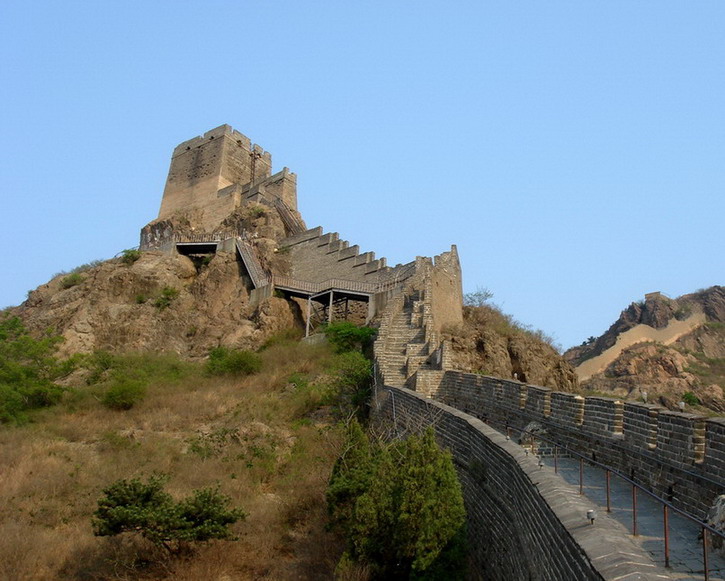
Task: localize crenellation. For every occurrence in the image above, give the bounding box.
[499,379,524,412]
[656,411,707,465]
[525,385,552,418]
[372,386,668,580]
[353,251,374,266]
[426,371,724,519]
[337,244,359,260]
[705,418,725,473]
[550,392,585,427]
[583,396,623,437]
[623,403,660,450]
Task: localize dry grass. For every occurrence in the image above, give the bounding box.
[0,342,347,580]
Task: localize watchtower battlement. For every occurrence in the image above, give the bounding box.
[157,124,296,231]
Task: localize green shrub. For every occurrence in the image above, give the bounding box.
[682,391,700,406]
[259,328,303,350]
[102,378,146,410]
[154,287,179,310]
[53,259,104,279]
[247,204,266,218]
[206,347,262,376]
[135,293,148,304]
[93,475,245,552]
[120,249,141,265]
[674,303,694,321]
[82,351,198,413]
[463,286,494,307]
[0,316,68,423]
[61,273,84,289]
[323,322,377,353]
[328,423,467,578]
[327,351,372,417]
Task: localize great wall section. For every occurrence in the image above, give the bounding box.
[143,125,724,580]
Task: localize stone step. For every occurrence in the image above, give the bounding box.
[405,343,429,358]
[279,226,324,248]
[337,245,360,261]
[353,251,374,266]
[317,232,339,246]
[326,239,349,253]
[364,258,386,273]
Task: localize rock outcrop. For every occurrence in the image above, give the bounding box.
[565,287,725,412]
[13,251,300,359]
[444,304,579,392]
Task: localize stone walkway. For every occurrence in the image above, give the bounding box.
[543,457,725,580]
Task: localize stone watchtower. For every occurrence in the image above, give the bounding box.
[154,124,297,233]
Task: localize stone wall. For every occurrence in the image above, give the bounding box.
[157,125,274,231]
[428,245,463,333]
[432,370,725,519]
[372,386,665,580]
[282,228,390,284]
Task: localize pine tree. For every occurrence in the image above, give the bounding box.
[328,425,467,578]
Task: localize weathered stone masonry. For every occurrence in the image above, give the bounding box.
[373,387,667,580]
[142,126,720,579]
[429,371,725,520]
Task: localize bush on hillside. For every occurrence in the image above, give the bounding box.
[102,378,146,410]
[120,249,141,265]
[154,287,179,310]
[0,316,68,423]
[93,475,245,552]
[323,322,377,354]
[328,422,467,578]
[61,273,84,289]
[328,351,373,418]
[206,347,262,376]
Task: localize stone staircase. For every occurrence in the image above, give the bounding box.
[279,227,391,283]
[273,197,306,235]
[235,238,270,288]
[377,290,431,387]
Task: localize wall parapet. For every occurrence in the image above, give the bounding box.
[431,370,725,519]
[372,385,667,580]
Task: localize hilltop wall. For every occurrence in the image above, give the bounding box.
[372,386,665,580]
[153,125,299,234]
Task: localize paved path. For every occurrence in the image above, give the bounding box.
[543,457,725,580]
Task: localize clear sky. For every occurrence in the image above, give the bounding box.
[1,2,723,350]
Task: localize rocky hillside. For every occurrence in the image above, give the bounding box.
[565,287,725,412]
[10,205,300,359]
[444,304,579,392]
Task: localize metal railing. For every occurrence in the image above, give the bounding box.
[274,197,305,235]
[234,238,270,288]
[172,227,244,243]
[487,418,725,579]
[273,274,406,297]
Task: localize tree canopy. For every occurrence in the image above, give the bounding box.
[328,421,467,579]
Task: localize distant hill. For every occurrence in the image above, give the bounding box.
[564,286,725,412]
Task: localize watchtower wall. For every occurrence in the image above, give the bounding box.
[157,125,288,231]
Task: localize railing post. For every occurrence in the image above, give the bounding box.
[579,457,584,495]
[663,505,670,568]
[554,446,558,474]
[702,527,709,581]
[605,470,611,513]
[632,485,638,536]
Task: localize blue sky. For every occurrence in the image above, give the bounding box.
[1,2,722,350]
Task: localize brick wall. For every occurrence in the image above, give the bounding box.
[157,125,273,231]
[372,386,665,580]
[431,371,725,519]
